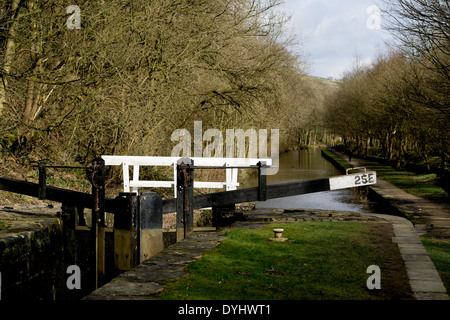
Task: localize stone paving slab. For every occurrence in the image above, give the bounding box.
[407,268,441,280]
[84,231,227,300]
[392,236,423,244]
[409,280,447,293]
[387,215,449,300]
[402,254,432,262]
[93,281,165,299]
[0,204,61,240]
[397,243,427,249]
[399,247,429,255]
[404,261,439,270]
[414,292,450,300]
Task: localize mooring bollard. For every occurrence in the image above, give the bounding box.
[273,228,284,239]
[269,228,288,242]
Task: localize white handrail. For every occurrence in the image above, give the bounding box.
[101,156,272,196]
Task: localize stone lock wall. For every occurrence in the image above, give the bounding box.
[0,205,115,300]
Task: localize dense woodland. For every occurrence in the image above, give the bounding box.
[0,0,330,167]
[324,0,449,173]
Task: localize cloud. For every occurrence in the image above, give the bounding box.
[281,0,392,78]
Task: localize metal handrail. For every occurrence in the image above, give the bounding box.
[346,166,367,175]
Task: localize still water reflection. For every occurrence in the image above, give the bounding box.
[246,148,374,213]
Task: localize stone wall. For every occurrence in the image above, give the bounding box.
[0,216,66,300]
[0,204,114,300]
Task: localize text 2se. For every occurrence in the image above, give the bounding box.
[354,173,375,185]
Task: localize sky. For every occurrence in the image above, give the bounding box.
[279,0,394,79]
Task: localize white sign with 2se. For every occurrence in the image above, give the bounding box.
[329,172,376,191]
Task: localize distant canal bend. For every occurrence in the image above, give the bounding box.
[246,148,375,213]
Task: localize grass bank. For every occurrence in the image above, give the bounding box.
[321,147,450,294]
[358,157,449,294]
[320,148,352,174]
[157,222,413,300]
[360,161,448,202]
[322,147,448,201]
[420,237,450,295]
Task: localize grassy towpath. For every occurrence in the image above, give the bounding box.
[324,148,450,237]
[323,148,450,295]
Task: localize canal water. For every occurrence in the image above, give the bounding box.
[246,148,375,213]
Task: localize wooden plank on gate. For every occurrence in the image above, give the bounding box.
[0,176,119,213]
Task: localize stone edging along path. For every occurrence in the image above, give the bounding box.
[371,213,449,300]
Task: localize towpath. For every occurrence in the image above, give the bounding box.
[328,148,450,238]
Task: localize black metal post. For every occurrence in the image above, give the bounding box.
[176,158,194,242]
[90,157,106,227]
[257,161,267,201]
[88,157,106,289]
[38,160,47,200]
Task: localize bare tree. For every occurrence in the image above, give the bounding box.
[0,0,22,115]
[382,0,449,164]
[382,0,449,75]
[0,0,311,166]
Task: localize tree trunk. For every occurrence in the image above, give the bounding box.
[386,133,393,160]
[23,1,43,123]
[365,136,370,157]
[0,0,22,115]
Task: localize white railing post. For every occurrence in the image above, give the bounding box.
[132,165,140,194]
[231,167,238,191]
[173,164,177,198]
[122,162,130,193]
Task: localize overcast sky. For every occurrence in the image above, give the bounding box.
[280,0,394,79]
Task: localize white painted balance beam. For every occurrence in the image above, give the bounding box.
[101,156,272,195]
